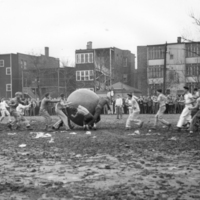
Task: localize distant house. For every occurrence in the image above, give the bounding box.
[96,81,141,98]
[137,37,200,96]
[0,47,76,99]
[75,42,137,92]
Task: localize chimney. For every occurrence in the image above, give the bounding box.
[86,41,92,49]
[177,37,181,44]
[45,47,49,57]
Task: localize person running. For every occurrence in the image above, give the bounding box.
[71,105,94,130]
[39,93,60,131]
[188,95,200,136]
[0,98,12,125]
[52,93,73,131]
[9,92,32,130]
[176,86,194,132]
[87,97,111,130]
[152,89,171,130]
[125,93,143,130]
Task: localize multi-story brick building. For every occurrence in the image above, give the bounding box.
[75,42,137,92]
[137,38,200,96]
[0,48,76,99]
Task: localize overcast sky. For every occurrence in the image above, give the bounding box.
[0,0,199,65]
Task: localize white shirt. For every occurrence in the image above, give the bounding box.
[157,94,167,107]
[0,101,9,110]
[184,93,193,105]
[130,97,140,112]
[16,104,30,115]
[77,105,89,116]
[115,98,123,106]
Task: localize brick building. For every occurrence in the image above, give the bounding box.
[137,38,200,96]
[75,42,137,92]
[0,48,76,99]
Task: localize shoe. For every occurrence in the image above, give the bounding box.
[83,125,86,130]
[93,124,97,130]
[7,123,12,130]
[175,127,181,132]
[26,126,33,130]
[139,122,144,128]
[167,124,171,130]
[125,127,131,130]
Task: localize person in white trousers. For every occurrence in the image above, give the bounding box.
[125,93,143,130]
[0,98,12,124]
[176,86,194,132]
[52,94,72,131]
[152,89,171,130]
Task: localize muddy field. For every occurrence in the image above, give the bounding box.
[0,114,200,200]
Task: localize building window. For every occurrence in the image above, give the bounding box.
[76,70,94,81]
[0,60,4,67]
[6,84,11,91]
[170,54,174,60]
[186,63,200,76]
[148,46,165,60]
[6,67,11,75]
[123,74,128,83]
[76,71,81,81]
[24,61,27,69]
[148,65,163,78]
[186,43,200,57]
[76,53,94,64]
[124,58,128,67]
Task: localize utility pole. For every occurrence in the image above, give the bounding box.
[163,42,167,94]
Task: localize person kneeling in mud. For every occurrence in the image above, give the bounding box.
[71,105,94,130]
[87,97,111,130]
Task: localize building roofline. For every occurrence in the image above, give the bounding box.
[146,41,200,47]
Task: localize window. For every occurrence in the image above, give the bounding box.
[6,67,11,75]
[6,84,11,91]
[89,53,93,63]
[186,43,200,57]
[81,54,85,63]
[123,74,128,83]
[148,65,163,78]
[76,70,94,81]
[76,54,81,64]
[76,53,94,64]
[170,54,174,60]
[76,71,80,81]
[148,46,165,60]
[124,58,128,67]
[0,60,4,67]
[24,61,27,69]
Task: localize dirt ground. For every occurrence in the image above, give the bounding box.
[0,114,200,200]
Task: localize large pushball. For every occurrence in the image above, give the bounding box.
[66,89,99,126]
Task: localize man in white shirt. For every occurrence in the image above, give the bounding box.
[115,95,123,119]
[0,98,12,123]
[152,89,171,130]
[176,86,194,132]
[125,93,143,130]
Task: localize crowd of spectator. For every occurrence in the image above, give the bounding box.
[103,94,185,115]
[1,94,186,117]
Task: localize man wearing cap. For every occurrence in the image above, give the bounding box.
[176,86,194,131]
[125,93,143,130]
[152,89,171,130]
